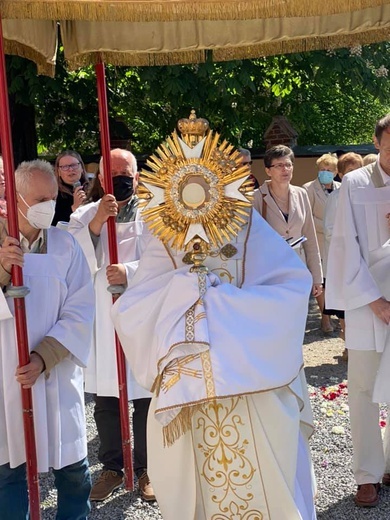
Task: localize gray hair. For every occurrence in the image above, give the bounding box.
[15,159,56,195]
[238,148,251,159]
[99,149,138,176]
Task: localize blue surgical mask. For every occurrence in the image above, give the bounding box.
[318,170,334,185]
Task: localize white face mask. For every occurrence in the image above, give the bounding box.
[18,193,56,229]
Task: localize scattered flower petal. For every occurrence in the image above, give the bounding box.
[331,426,345,435]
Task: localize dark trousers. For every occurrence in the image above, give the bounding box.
[0,458,91,520]
[93,396,150,479]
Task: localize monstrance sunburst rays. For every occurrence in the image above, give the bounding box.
[138,129,253,252]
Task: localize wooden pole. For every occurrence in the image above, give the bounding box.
[95,61,134,491]
[0,14,40,519]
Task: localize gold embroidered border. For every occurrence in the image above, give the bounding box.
[194,397,265,519]
[154,364,305,414]
[200,350,216,399]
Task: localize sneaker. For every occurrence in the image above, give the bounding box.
[138,471,156,501]
[90,470,123,501]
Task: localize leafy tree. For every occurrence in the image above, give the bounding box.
[5,42,390,163]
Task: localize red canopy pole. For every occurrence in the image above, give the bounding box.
[0,14,41,520]
[95,61,134,491]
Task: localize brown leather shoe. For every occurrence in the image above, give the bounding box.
[138,471,156,501]
[382,473,390,486]
[90,470,123,501]
[354,483,380,507]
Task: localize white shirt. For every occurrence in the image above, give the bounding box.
[378,155,390,186]
[19,229,44,253]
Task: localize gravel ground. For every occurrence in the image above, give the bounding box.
[37,299,390,519]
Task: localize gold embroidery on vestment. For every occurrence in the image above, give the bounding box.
[161,354,202,393]
[195,311,206,323]
[195,397,264,519]
[200,351,216,398]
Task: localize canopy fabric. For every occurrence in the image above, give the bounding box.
[3,19,57,75]
[1,0,388,22]
[1,1,389,74]
[61,5,390,69]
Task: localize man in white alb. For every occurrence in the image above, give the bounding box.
[326,113,390,508]
[0,159,94,519]
[69,149,154,502]
[112,116,317,520]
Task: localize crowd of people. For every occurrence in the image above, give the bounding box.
[0,113,389,519]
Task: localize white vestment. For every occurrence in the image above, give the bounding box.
[112,209,316,519]
[326,161,390,401]
[68,201,151,399]
[0,228,94,472]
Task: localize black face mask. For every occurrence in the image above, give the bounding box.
[113,175,134,201]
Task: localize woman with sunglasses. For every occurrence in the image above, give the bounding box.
[53,150,88,225]
[253,144,323,301]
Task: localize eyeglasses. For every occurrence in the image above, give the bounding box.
[269,162,293,170]
[59,162,81,172]
[243,161,253,166]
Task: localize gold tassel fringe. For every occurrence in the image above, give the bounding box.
[162,403,204,447]
[3,39,55,76]
[63,26,390,72]
[213,27,390,62]
[66,49,207,70]
[1,0,387,23]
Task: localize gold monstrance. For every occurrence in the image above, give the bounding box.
[138,110,253,260]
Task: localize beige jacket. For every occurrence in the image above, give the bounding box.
[253,181,323,284]
[303,177,340,258]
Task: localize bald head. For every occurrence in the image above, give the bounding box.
[99,149,137,177]
[98,149,138,196]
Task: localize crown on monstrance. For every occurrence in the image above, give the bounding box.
[177,110,209,147]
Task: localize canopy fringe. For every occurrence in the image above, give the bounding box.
[63,27,390,72]
[1,0,387,22]
[66,50,207,70]
[3,40,55,76]
[213,27,390,62]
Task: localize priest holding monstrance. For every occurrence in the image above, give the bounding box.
[112,112,317,520]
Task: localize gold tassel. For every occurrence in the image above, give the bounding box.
[1,1,387,23]
[151,373,163,397]
[162,403,204,447]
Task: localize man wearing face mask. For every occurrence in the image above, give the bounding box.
[68,148,154,502]
[0,160,95,518]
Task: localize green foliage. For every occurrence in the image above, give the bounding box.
[6,42,390,157]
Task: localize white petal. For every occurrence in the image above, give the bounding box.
[178,137,206,159]
[143,183,165,208]
[184,223,210,245]
[224,177,250,202]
